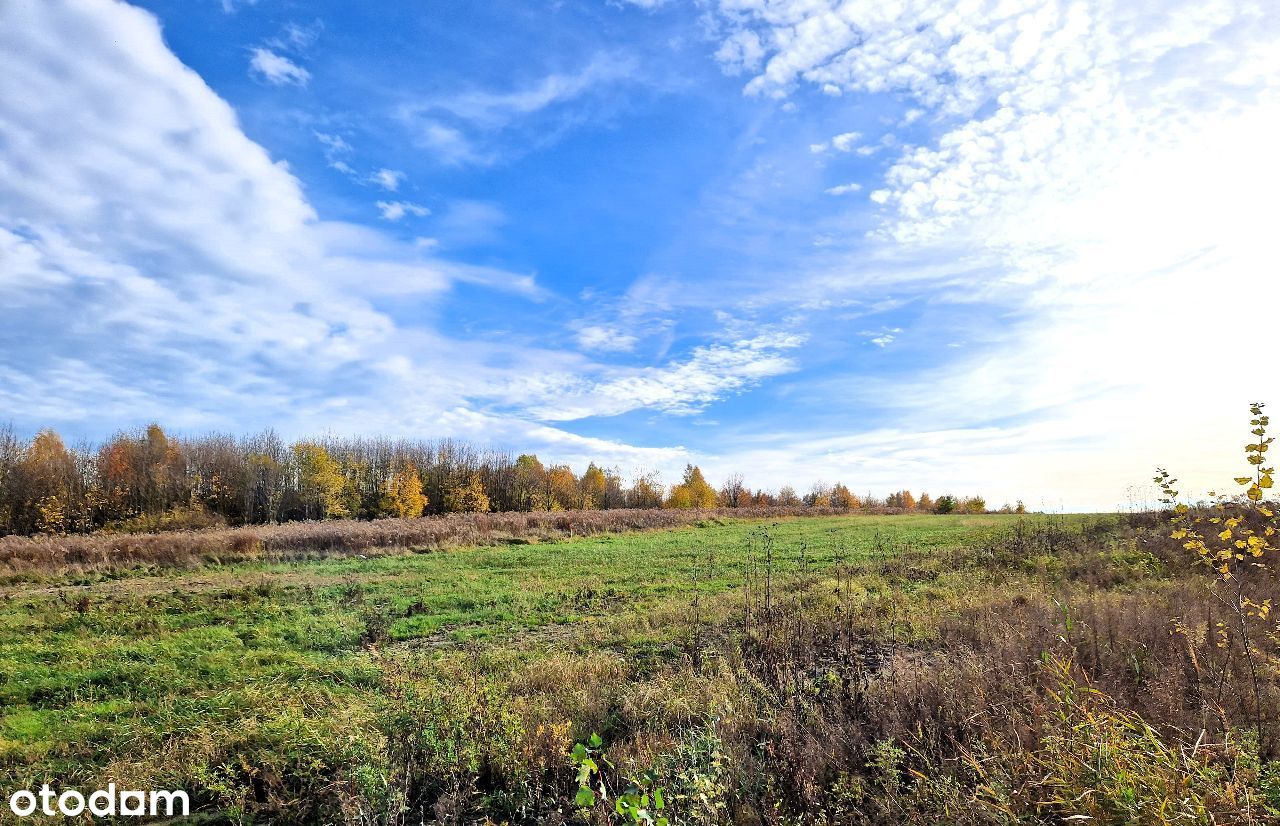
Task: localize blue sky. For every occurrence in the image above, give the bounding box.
[2,0,1278,510]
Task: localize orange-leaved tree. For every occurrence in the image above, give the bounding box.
[831,482,859,509]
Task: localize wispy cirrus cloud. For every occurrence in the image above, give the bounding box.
[517,332,807,421]
[397,53,641,166]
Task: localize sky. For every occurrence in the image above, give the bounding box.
[1,0,1278,511]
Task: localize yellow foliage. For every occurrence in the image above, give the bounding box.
[293,442,349,519]
[580,463,607,510]
[1156,401,1276,584]
[665,465,716,509]
[444,472,490,513]
[382,463,427,518]
[547,465,579,510]
[35,494,66,535]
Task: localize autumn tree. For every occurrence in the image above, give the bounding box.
[718,472,748,508]
[805,482,832,508]
[443,472,490,513]
[627,472,664,509]
[600,466,627,509]
[293,442,348,519]
[580,463,607,510]
[0,425,19,534]
[830,482,858,509]
[885,490,916,510]
[666,464,717,509]
[188,433,249,521]
[238,429,288,524]
[512,454,548,511]
[916,492,934,512]
[547,465,579,511]
[141,424,185,513]
[17,430,83,534]
[382,463,427,518]
[1,421,974,534]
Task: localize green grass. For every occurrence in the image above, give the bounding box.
[0,513,1050,792]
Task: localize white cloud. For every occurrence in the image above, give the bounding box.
[707,0,1280,507]
[829,130,860,152]
[823,182,861,195]
[268,21,322,53]
[859,327,901,347]
[405,53,637,129]
[415,120,483,166]
[521,332,806,421]
[376,200,430,221]
[315,131,350,155]
[432,199,508,246]
[576,325,640,353]
[397,53,641,166]
[0,0,789,481]
[716,30,766,75]
[248,47,310,87]
[369,168,405,191]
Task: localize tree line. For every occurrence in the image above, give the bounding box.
[0,424,1015,536]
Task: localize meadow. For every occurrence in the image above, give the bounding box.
[1,510,1278,824]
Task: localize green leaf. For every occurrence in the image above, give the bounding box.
[575,787,596,807]
[653,789,665,809]
[589,732,603,748]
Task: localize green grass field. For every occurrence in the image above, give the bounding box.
[10,509,1272,826]
[0,514,1017,790]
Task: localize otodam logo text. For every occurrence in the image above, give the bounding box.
[7,784,189,818]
